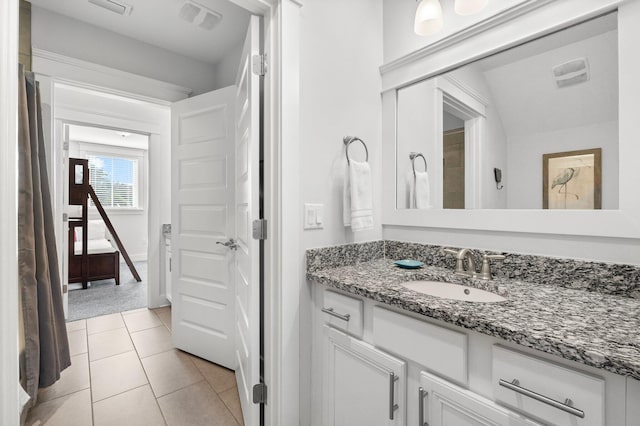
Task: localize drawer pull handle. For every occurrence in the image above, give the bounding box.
[418,387,428,426]
[499,379,585,419]
[321,307,351,322]
[389,372,399,420]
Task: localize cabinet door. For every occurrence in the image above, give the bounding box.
[419,372,539,426]
[324,326,406,426]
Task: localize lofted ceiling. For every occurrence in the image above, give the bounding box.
[28,0,251,65]
[479,15,618,139]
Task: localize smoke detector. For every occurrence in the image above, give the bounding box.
[552,58,590,88]
[179,1,223,31]
[88,0,133,16]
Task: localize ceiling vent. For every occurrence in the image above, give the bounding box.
[88,0,133,16]
[552,58,590,88]
[178,1,223,31]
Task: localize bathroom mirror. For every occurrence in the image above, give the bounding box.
[395,13,618,210]
[381,3,640,239]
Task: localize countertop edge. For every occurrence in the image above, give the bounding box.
[308,270,640,381]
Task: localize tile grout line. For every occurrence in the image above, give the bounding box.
[218,388,243,426]
[87,317,95,426]
[189,358,243,425]
[126,309,170,426]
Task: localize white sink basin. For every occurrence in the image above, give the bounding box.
[402,280,506,303]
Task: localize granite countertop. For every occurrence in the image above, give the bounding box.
[308,258,640,380]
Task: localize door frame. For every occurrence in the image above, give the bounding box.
[0,1,303,425]
[0,0,20,423]
[55,117,153,315]
[38,77,169,313]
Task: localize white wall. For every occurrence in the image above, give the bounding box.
[445,65,508,209]
[300,1,384,249]
[31,7,217,95]
[507,121,618,209]
[444,110,464,131]
[214,39,244,89]
[396,79,440,209]
[299,0,383,424]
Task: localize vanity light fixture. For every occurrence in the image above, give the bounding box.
[415,0,489,36]
[414,0,443,36]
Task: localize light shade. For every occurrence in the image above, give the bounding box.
[414,0,443,36]
[454,0,488,15]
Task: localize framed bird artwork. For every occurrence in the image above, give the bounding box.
[543,148,602,209]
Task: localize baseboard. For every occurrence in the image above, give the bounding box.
[121,254,147,263]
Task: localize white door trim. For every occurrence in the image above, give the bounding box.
[32,48,192,105]
[0,0,20,423]
[46,83,170,310]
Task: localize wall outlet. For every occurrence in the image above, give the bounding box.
[304,203,324,229]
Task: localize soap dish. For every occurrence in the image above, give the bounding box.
[394,259,424,269]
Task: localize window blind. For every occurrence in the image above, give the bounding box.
[88,155,137,208]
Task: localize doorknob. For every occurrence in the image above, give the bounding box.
[217,238,238,251]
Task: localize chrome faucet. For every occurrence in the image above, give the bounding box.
[443,248,505,280]
[443,248,477,277]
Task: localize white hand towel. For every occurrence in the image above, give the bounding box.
[344,160,374,231]
[414,170,431,209]
[407,170,431,209]
[343,164,352,226]
[405,170,415,208]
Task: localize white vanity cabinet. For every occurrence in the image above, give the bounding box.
[323,326,406,426]
[311,286,631,426]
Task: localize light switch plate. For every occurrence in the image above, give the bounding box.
[304,203,324,229]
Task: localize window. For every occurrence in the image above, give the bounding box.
[88,155,138,208]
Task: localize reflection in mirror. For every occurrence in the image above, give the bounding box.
[443,111,465,209]
[396,12,618,210]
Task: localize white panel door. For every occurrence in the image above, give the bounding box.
[234,15,261,426]
[171,85,236,369]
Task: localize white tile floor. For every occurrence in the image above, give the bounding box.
[26,307,244,426]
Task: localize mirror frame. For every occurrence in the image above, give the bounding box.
[381,0,640,238]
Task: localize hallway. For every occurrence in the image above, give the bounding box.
[26,307,244,426]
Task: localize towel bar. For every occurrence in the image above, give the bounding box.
[344,136,369,165]
[409,152,427,178]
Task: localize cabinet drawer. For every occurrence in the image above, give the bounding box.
[492,345,604,426]
[372,306,467,385]
[321,290,363,336]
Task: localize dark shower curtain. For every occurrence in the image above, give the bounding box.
[17,64,70,408]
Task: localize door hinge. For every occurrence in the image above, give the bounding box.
[63,141,69,151]
[252,219,267,240]
[253,383,267,404]
[252,54,267,76]
[63,213,68,222]
[63,284,68,294]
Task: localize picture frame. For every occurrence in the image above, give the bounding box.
[543,148,601,210]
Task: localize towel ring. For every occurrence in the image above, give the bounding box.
[409,152,427,177]
[344,136,369,165]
